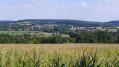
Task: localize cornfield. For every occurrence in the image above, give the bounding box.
[0,44,119,67]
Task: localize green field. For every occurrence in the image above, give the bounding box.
[0,44,118,67]
[0,31,47,35]
[0,31,69,37]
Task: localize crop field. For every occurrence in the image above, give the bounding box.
[108,29,117,32]
[96,27,117,32]
[0,31,49,35]
[0,31,69,37]
[0,43,118,67]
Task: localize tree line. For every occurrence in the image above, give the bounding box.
[69,31,116,43]
[0,31,118,44]
[0,34,74,44]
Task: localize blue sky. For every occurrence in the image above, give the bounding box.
[0,0,119,22]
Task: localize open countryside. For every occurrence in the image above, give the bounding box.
[1,0,119,67]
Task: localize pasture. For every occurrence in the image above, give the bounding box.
[0,43,118,67]
[0,31,49,35]
[96,27,117,32]
[0,31,69,37]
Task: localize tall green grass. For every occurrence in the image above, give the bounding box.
[0,48,118,67]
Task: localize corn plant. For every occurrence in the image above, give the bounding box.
[0,48,118,67]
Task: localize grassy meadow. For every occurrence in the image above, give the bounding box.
[96,27,117,32]
[0,43,118,67]
[0,31,49,35]
[0,31,69,37]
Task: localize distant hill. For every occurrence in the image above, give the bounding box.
[0,19,102,27]
[1,19,119,26]
[17,19,102,27]
[104,21,119,25]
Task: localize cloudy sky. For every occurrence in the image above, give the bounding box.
[0,0,119,22]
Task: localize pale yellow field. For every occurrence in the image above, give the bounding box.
[0,43,119,67]
[0,43,119,49]
[0,43,119,53]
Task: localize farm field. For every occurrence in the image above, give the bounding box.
[0,31,49,35]
[96,27,117,32]
[0,43,119,67]
[0,31,69,37]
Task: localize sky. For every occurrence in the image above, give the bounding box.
[0,0,119,22]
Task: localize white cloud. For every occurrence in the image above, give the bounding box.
[23,4,34,10]
[33,0,68,14]
[81,1,88,8]
[105,0,110,2]
[70,3,79,7]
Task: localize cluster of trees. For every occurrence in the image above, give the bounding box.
[69,31,116,43]
[0,31,118,44]
[39,25,70,34]
[0,25,8,31]
[0,34,74,44]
